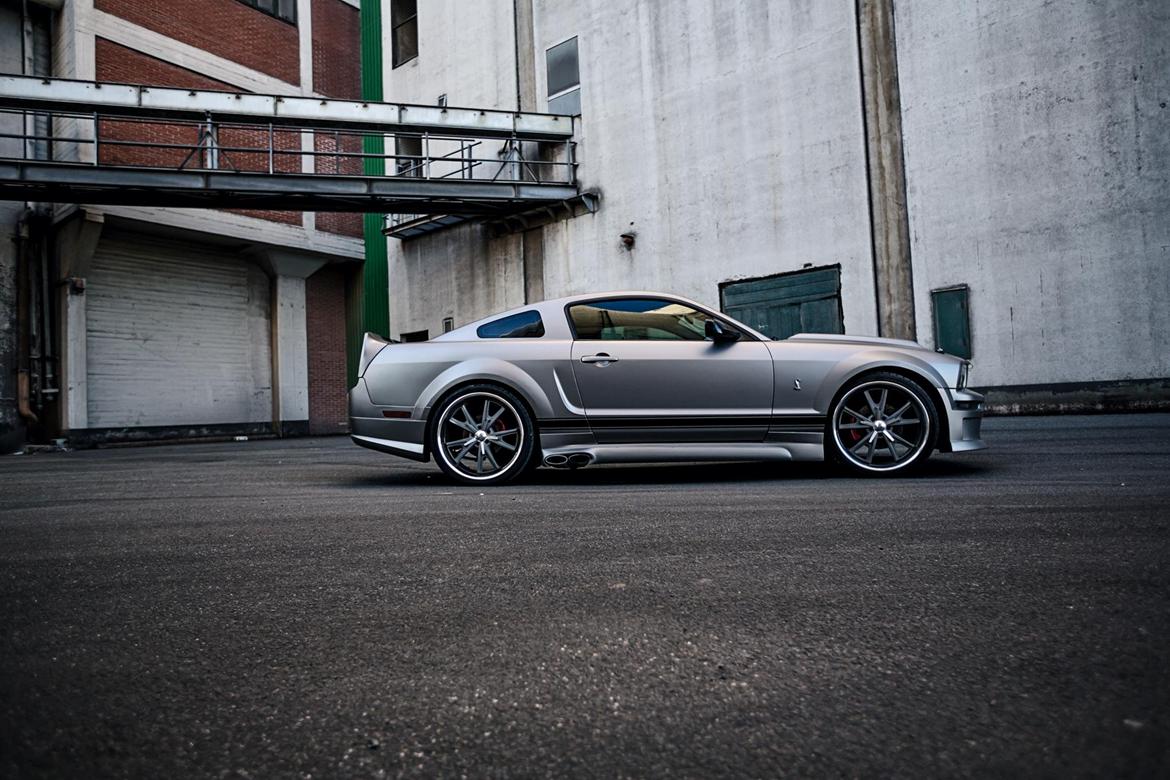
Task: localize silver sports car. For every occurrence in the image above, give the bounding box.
[350,292,985,484]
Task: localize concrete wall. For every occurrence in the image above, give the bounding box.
[532,0,875,327]
[383,0,527,336]
[383,0,877,339]
[895,0,1170,388]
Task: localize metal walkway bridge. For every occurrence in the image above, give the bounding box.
[0,75,580,235]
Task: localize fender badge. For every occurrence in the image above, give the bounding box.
[793,378,802,391]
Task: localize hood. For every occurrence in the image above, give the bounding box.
[785,333,929,351]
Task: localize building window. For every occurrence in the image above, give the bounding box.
[442,317,454,333]
[931,285,973,359]
[391,0,419,68]
[400,329,429,343]
[237,0,297,24]
[546,37,580,115]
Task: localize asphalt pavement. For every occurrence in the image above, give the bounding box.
[1,414,1167,778]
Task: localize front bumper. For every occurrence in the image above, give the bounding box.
[348,379,429,462]
[939,387,987,453]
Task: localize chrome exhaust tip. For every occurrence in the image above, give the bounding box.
[544,454,569,467]
[567,453,593,468]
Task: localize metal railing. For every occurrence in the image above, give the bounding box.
[0,107,577,187]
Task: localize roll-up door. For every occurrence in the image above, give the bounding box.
[86,233,273,428]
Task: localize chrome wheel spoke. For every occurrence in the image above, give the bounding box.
[864,390,882,418]
[491,437,517,451]
[891,416,919,426]
[843,407,872,423]
[885,401,912,424]
[850,433,874,455]
[883,433,901,461]
[838,422,870,430]
[447,435,475,448]
[889,430,915,449]
[484,445,500,471]
[475,444,485,474]
[453,438,477,461]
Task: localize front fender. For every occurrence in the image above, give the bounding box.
[814,350,949,412]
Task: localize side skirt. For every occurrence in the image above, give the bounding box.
[541,441,824,465]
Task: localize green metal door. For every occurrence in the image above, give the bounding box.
[720,266,845,339]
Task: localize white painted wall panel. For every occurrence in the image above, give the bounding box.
[895,0,1170,386]
[86,234,273,428]
[385,0,877,340]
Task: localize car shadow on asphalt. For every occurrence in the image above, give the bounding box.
[345,456,989,490]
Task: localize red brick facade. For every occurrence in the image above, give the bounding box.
[95,39,303,226]
[306,264,350,434]
[95,0,300,85]
[311,0,364,238]
[312,0,361,100]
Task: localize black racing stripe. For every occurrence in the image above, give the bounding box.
[538,415,825,430]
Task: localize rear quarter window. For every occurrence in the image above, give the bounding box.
[476,310,545,339]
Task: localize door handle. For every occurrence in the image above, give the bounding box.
[580,353,619,365]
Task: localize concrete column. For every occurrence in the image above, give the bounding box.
[54,208,103,432]
[273,274,309,433]
[856,0,915,339]
[255,249,324,436]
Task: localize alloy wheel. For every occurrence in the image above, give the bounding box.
[435,391,526,481]
[832,380,931,472]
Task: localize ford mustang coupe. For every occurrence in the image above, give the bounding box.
[349,292,985,484]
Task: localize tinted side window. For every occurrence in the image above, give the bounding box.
[569,299,712,341]
[477,310,545,339]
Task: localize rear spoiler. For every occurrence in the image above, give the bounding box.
[357,332,391,378]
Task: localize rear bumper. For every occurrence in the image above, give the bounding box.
[939,388,987,453]
[348,379,429,462]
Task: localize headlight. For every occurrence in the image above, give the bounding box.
[957,361,971,389]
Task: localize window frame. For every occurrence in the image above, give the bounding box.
[476,310,546,339]
[236,0,297,25]
[545,35,581,116]
[391,0,419,69]
[564,296,757,342]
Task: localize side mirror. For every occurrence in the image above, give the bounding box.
[705,319,741,343]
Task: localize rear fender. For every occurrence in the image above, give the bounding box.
[416,358,556,420]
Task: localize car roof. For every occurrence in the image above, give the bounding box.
[434,291,770,342]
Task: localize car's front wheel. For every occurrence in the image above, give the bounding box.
[827,372,937,475]
[430,384,536,485]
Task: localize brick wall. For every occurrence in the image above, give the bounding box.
[306,263,350,434]
[95,0,300,85]
[95,38,302,226]
[311,0,363,238]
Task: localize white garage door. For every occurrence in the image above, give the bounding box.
[86,233,273,428]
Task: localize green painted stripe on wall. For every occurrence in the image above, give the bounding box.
[349,0,390,387]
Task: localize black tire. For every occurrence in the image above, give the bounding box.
[826,371,938,476]
[429,383,537,486]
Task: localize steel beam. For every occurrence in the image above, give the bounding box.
[0,161,578,214]
[0,75,575,141]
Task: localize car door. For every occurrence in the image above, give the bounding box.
[567,297,774,443]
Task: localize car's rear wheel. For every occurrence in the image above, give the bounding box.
[430,384,535,485]
[827,372,937,475]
